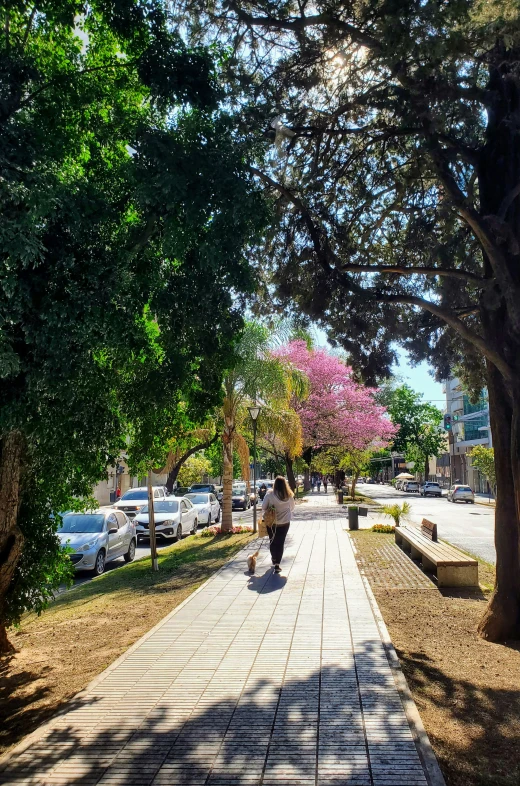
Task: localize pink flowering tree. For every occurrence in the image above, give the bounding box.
[274,341,396,492]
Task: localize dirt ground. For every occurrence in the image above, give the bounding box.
[0,531,253,757]
[351,530,520,786]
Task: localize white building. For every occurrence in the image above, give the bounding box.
[443,377,492,492]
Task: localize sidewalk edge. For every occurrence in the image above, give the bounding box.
[0,535,263,770]
[356,561,447,786]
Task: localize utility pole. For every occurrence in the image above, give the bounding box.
[147,469,159,571]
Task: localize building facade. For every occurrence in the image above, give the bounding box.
[444,377,492,492]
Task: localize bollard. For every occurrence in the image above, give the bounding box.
[348,506,359,530]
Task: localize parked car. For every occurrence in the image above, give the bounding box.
[135,497,198,541]
[403,481,419,493]
[58,509,136,575]
[113,486,168,518]
[447,485,475,503]
[190,483,218,495]
[185,492,221,525]
[232,483,251,510]
[420,482,443,498]
[173,486,190,497]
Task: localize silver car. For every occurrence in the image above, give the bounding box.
[447,485,475,503]
[135,497,198,542]
[58,510,136,575]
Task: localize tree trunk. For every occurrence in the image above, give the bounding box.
[285,453,296,491]
[0,431,25,654]
[478,363,520,640]
[424,457,429,482]
[303,467,310,491]
[350,471,359,500]
[165,434,218,493]
[221,418,234,532]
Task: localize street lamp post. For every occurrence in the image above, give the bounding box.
[248,405,261,533]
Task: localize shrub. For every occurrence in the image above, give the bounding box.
[372,524,395,534]
[381,502,411,527]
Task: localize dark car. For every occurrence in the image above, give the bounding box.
[189,483,218,495]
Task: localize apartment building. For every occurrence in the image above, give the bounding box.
[443,377,492,492]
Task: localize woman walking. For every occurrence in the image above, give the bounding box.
[262,476,295,573]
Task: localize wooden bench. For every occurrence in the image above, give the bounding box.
[395,519,478,587]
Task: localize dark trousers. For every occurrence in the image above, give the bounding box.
[267,523,290,565]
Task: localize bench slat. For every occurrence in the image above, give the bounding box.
[396,526,477,566]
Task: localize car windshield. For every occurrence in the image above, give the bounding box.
[232,487,246,495]
[191,485,211,491]
[60,514,105,533]
[120,490,148,501]
[186,494,209,504]
[140,500,179,514]
[457,486,472,492]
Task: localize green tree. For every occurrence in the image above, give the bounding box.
[0,1,266,650]
[220,321,306,531]
[469,446,496,493]
[177,454,213,489]
[385,386,445,479]
[340,449,374,499]
[185,0,520,638]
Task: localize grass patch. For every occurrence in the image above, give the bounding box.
[351,530,520,786]
[1,531,253,756]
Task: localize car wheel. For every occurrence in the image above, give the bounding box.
[124,539,136,563]
[191,517,198,535]
[93,549,106,576]
[215,507,221,523]
[175,523,183,541]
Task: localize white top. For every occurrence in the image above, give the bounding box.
[262,490,295,526]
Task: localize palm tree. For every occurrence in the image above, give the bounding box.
[220,322,306,531]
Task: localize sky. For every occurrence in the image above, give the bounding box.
[392,347,446,408]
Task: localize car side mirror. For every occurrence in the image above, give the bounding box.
[108,526,118,534]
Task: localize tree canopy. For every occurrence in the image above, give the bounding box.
[0,0,266,650]
[173,0,520,641]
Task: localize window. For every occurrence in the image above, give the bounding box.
[115,512,127,527]
[210,495,216,503]
[154,489,161,499]
[107,513,119,529]
[181,501,187,513]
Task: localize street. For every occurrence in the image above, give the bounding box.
[358,482,496,564]
[70,504,259,588]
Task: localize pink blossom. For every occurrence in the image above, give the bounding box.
[274,340,396,451]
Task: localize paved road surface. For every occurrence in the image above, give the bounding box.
[357,482,496,564]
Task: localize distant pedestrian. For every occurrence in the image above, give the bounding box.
[262,476,295,573]
[317,477,322,492]
[323,477,328,493]
[311,477,316,493]
[116,487,121,499]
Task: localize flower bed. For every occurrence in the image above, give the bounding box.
[371,524,395,534]
[198,524,253,537]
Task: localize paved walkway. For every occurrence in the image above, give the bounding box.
[2,513,436,786]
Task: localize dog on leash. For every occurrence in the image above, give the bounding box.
[247,549,260,573]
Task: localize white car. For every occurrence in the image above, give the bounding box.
[185,493,221,525]
[135,498,198,541]
[113,486,168,519]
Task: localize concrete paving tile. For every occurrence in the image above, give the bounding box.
[2,517,436,786]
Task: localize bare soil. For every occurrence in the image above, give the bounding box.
[0,531,253,757]
[351,530,520,786]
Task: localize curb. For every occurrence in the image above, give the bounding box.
[349,538,447,786]
[0,533,261,770]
